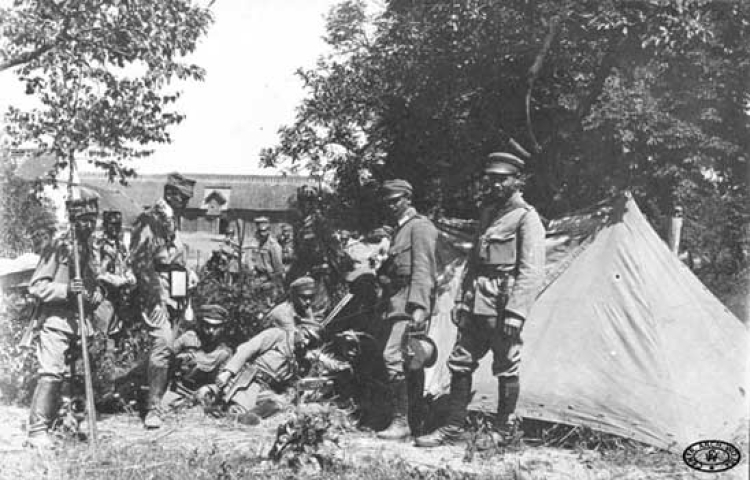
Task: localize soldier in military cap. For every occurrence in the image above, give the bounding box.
[264,276,318,331]
[25,193,102,449]
[161,304,233,409]
[416,152,545,448]
[278,224,295,270]
[376,179,438,441]
[92,211,135,337]
[251,216,284,302]
[129,172,197,429]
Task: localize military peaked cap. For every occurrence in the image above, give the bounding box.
[198,304,228,325]
[290,276,316,295]
[165,172,196,199]
[485,152,525,175]
[382,179,412,199]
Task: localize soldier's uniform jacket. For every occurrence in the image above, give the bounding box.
[252,236,284,278]
[382,207,438,318]
[223,327,299,387]
[129,211,189,323]
[172,330,232,378]
[28,235,99,335]
[279,238,294,266]
[460,191,546,319]
[265,300,312,332]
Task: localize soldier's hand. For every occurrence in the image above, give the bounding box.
[68,278,84,295]
[215,370,233,390]
[89,288,104,305]
[503,313,524,339]
[410,306,427,331]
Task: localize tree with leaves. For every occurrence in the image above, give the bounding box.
[1,0,213,182]
[263,0,749,314]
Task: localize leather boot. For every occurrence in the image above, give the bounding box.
[26,376,61,448]
[144,365,169,429]
[494,377,521,446]
[415,373,471,447]
[377,380,411,440]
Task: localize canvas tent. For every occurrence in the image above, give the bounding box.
[424,192,748,451]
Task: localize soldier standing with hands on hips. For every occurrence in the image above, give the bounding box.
[376,179,438,441]
[416,152,545,447]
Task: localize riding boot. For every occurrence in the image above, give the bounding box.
[495,376,521,446]
[414,373,471,447]
[26,376,61,448]
[377,380,411,440]
[144,365,169,429]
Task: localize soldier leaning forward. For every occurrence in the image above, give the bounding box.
[416,153,546,448]
[92,210,136,337]
[160,304,233,409]
[376,179,438,441]
[215,322,322,425]
[25,194,102,449]
[130,172,196,429]
[264,276,318,331]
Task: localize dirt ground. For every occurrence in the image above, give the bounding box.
[0,405,746,480]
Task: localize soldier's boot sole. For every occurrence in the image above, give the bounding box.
[414,427,465,448]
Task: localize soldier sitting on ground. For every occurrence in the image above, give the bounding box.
[161,304,233,410]
[214,321,322,425]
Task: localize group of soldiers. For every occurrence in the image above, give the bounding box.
[21,150,546,451]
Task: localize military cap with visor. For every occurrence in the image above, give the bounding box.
[198,304,229,326]
[165,172,197,199]
[484,152,525,176]
[382,179,413,200]
[290,276,316,296]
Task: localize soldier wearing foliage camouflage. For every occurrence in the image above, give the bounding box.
[129,172,196,429]
[416,153,546,448]
[25,194,101,449]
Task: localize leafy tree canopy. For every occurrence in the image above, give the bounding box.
[263,0,749,295]
[1,0,214,182]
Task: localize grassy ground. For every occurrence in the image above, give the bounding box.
[1,405,746,480]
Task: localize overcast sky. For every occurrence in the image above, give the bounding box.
[0,0,343,175]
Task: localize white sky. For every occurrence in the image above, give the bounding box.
[0,0,343,175]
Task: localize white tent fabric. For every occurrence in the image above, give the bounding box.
[425,193,748,450]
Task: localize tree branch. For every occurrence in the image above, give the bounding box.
[0,43,57,72]
[525,16,560,153]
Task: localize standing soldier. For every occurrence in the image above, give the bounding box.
[377,179,438,441]
[251,216,284,302]
[25,194,101,448]
[93,211,135,337]
[130,172,196,429]
[415,153,546,447]
[278,224,295,270]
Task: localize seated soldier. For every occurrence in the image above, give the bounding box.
[214,321,321,425]
[160,304,233,410]
[265,276,318,331]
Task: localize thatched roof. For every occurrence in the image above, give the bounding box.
[80,172,312,212]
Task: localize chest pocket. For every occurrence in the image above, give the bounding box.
[481,233,517,266]
[389,244,412,271]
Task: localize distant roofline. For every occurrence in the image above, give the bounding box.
[79,171,314,183]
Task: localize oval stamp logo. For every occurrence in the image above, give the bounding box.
[683,440,741,473]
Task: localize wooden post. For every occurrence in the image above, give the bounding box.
[667,205,683,254]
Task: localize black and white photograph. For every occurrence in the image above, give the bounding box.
[0,0,747,478]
